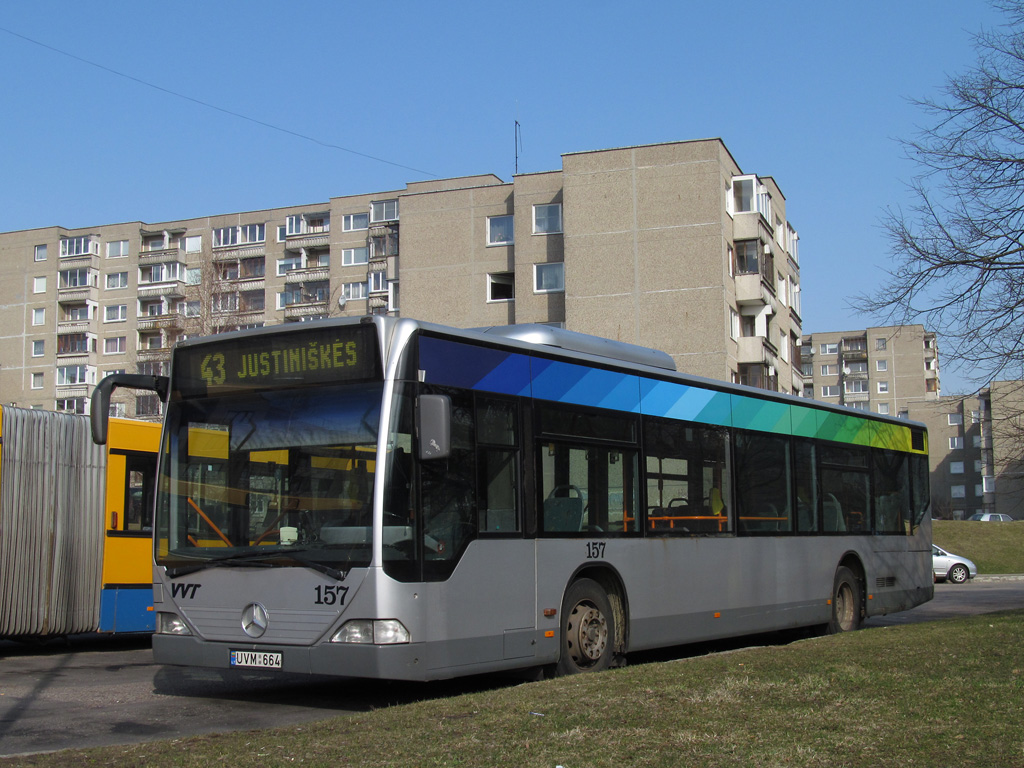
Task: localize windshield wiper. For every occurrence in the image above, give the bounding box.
[166,548,348,581]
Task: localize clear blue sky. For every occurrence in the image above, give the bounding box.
[0,1,1002,393]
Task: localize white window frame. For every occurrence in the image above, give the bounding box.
[342,213,369,231]
[185,235,202,254]
[820,342,838,355]
[821,385,840,398]
[104,336,127,355]
[34,244,47,261]
[949,461,965,474]
[876,359,888,372]
[32,308,45,326]
[370,200,399,223]
[369,271,387,294]
[845,379,869,394]
[877,403,890,415]
[342,282,368,301]
[342,247,369,266]
[104,304,128,323]
[532,204,563,234]
[106,272,128,290]
[948,413,963,426]
[32,340,44,357]
[106,240,129,258]
[33,276,46,293]
[820,364,837,376]
[487,272,515,303]
[487,215,514,246]
[950,485,966,499]
[533,262,565,293]
[31,372,44,390]
[949,436,964,450]
[277,255,301,275]
[877,381,889,394]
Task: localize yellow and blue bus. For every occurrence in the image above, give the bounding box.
[91,317,932,678]
[0,406,159,637]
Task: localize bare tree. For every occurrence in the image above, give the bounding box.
[862,2,1024,389]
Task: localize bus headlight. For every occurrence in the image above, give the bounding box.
[156,612,193,636]
[331,619,410,644]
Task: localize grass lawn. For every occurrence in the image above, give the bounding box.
[933,519,1024,574]
[5,610,1023,768]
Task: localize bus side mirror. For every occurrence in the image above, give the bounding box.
[91,373,170,444]
[417,394,451,460]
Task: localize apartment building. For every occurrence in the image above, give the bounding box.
[800,326,940,415]
[908,382,1024,520]
[0,138,804,417]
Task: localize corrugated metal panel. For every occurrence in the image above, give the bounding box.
[0,406,107,637]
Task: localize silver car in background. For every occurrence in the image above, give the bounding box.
[932,545,978,584]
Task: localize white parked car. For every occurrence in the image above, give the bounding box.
[967,512,1014,521]
[932,545,977,584]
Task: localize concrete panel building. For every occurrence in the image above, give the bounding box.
[800,326,940,415]
[0,138,803,418]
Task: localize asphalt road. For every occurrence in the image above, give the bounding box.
[1,578,1022,758]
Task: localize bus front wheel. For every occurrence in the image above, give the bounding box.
[556,578,616,675]
[827,566,863,634]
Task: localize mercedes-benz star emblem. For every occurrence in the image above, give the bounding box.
[241,602,269,638]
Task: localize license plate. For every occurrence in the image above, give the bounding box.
[230,650,282,669]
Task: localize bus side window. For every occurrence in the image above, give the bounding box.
[734,433,793,534]
[476,397,520,534]
[124,454,157,532]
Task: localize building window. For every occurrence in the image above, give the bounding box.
[820,342,838,355]
[369,271,387,294]
[820,364,837,376]
[105,304,127,323]
[342,247,369,266]
[948,413,963,426]
[821,385,840,397]
[65,304,89,321]
[342,282,368,300]
[241,223,265,244]
[845,380,869,394]
[57,333,90,354]
[34,244,47,261]
[488,272,514,302]
[106,272,128,289]
[136,395,162,417]
[877,403,890,415]
[341,213,367,231]
[949,436,964,450]
[32,340,44,357]
[106,240,129,258]
[876,360,888,372]
[31,372,44,389]
[950,485,966,499]
[983,476,996,493]
[185,235,202,253]
[950,461,965,474]
[847,361,868,374]
[56,365,89,386]
[59,268,94,289]
[104,336,126,354]
[734,240,761,275]
[32,308,45,325]
[370,200,399,223]
[487,215,514,245]
[534,262,565,293]
[60,236,97,258]
[876,338,887,350]
[730,308,740,340]
[877,381,889,393]
[33,276,46,293]
[533,204,562,234]
[277,255,301,275]
[55,397,87,414]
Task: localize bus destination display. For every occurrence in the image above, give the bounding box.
[174,324,380,398]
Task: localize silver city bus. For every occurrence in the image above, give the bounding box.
[91,316,932,680]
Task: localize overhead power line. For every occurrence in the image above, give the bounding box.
[0,25,437,178]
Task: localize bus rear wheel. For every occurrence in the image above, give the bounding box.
[557,578,615,675]
[828,566,863,634]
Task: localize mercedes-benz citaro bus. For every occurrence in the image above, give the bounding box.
[90,316,932,680]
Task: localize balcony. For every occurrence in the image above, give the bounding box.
[137,314,183,331]
[212,244,266,261]
[735,273,774,307]
[138,282,186,300]
[843,391,870,404]
[138,245,182,260]
[284,302,328,320]
[284,267,329,283]
[737,335,779,366]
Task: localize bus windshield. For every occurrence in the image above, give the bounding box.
[155,382,383,572]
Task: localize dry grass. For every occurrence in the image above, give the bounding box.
[933,519,1024,574]
[4,611,1023,768]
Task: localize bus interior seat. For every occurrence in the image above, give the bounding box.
[823,493,845,532]
[543,496,584,532]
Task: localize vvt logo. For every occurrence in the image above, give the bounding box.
[170,582,202,599]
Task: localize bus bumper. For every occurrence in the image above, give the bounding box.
[152,633,430,681]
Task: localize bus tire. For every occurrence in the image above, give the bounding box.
[556,578,616,676]
[827,566,862,634]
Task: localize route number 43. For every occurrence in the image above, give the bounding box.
[314,585,349,606]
